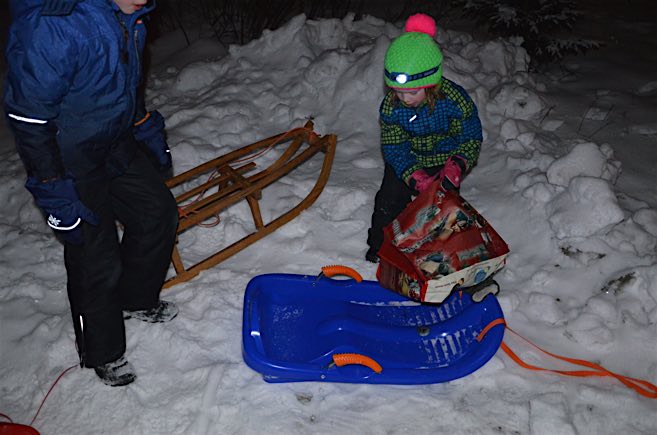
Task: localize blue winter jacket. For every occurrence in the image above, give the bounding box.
[4,0,155,181]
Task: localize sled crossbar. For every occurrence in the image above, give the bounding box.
[163,121,336,288]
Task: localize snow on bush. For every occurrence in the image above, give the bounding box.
[455,0,601,66]
[547,176,625,239]
[486,84,546,122]
[546,141,620,187]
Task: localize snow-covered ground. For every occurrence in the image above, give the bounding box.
[1,7,656,435]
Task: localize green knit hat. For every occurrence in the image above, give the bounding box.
[384,14,443,89]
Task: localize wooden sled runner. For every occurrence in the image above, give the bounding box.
[163,121,336,289]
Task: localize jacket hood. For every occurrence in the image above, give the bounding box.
[10,0,82,17]
[10,1,157,19]
[42,0,81,15]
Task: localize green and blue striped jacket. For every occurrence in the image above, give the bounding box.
[379,78,482,181]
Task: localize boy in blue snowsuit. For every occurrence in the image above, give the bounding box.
[4,0,178,386]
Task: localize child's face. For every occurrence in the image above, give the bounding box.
[394,88,427,107]
[113,0,148,14]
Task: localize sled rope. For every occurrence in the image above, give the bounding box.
[176,127,315,225]
[0,363,78,432]
[177,168,224,227]
[231,127,315,164]
[29,364,78,426]
[477,319,657,399]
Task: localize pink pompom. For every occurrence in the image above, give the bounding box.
[404,13,436,38]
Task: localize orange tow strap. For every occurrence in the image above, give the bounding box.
[477,318,657,399]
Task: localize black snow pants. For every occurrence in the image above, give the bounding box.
[64,152,178,368]
[367,163,443,257]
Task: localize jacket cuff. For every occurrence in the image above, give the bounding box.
[402,165,421,184]
[134,112,151,127]
[451,154,469,172]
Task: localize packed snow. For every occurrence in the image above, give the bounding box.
[1,10,656,435]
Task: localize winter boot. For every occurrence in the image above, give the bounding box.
[124,300,179,323]
[94,355,136,387]
[461,278,500,303]
[365,247,380,263]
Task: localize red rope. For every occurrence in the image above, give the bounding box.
[0,363,78,430]
[29,364,78,426]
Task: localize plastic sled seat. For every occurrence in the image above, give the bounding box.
[242,272,505,384]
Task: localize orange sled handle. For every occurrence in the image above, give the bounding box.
[477,318,657,399]
[320,265,363,283]
[332,353,383,374]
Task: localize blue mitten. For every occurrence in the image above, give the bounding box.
[25,177,99,245]
[133,111,172,170]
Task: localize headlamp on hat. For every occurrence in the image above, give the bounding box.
[385,66,441,86]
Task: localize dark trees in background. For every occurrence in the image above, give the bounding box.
[152,0,599,67]
[455,0,601,67]
[152,0,454,45]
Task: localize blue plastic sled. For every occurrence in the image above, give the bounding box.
[242,273,505,384]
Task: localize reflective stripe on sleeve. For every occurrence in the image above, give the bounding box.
[47,215,82,231]
[8,113,48,124]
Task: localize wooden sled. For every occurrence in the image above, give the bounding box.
[163,121,336,289]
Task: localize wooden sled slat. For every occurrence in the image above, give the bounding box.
[173,162,256,204]
[163,121,336,289]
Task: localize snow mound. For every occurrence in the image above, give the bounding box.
[486,84,546,122]
[546,141,620,186]
[547,177,625,239]
[633,208,657,237]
